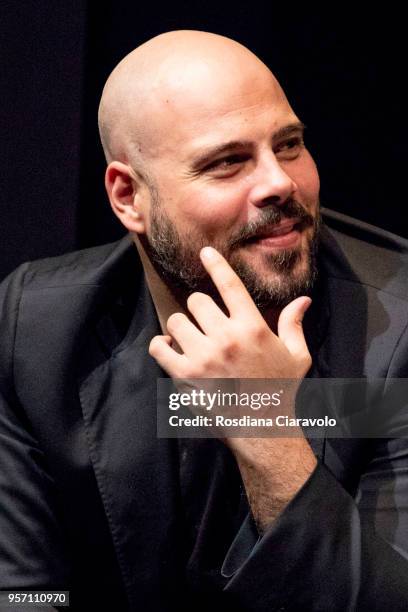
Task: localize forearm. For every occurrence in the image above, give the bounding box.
[230,434,317,532]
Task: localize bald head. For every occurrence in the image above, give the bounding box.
[101,30,320,311]
[98,30,286,177]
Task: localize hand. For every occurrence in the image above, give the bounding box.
[149,246,312,381]
[149,247,316,529]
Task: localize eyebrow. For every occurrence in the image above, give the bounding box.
[189,121,306,171]
[274,121,306,140]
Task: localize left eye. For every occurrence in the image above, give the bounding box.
[276,137,304,154]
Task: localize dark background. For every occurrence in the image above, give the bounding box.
[1,2,406,280]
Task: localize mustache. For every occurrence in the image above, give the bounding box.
[228,199,314,248]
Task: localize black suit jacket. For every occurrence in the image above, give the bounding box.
[1,208,408,611]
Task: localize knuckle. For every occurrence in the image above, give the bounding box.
[186,364,205,378]
[167,312,185,331]
[222,278,239,292]
[187,292,206,310]
[148,336,161,355]
[248,322,268,341]
[299,352,312,372]
[256,326,269,342]
[199,353,216,372]
[219,337,239,359]
[190,349,218,376]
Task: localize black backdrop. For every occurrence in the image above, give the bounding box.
[1,2,406,280]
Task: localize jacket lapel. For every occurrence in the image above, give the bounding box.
[78,277,187,610]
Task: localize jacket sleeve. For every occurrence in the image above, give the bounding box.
[222,324,408,611]
[0,265,70,593]
[222,457,408,611]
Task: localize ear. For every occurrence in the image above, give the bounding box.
[105,161,147,234]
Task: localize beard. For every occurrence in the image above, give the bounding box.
[141,190,321,310]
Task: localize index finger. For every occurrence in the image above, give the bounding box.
[199,246,262,318]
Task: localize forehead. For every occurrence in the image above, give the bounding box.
[140,62,298,159]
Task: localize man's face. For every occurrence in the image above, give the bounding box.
[138,68,321,308]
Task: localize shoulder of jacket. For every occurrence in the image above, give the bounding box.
[321,207,408,301]
[13,235,135,290]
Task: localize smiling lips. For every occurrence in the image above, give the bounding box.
[247,219,303,248]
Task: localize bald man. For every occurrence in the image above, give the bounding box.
[1,30,408,611]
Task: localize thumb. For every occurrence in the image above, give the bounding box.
[277,296,312,359]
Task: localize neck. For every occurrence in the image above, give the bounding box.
[133,237,187,335]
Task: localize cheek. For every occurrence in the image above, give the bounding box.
[295,157,320,209]
[175,183,250,233]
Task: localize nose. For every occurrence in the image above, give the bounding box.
[248,153,297,207]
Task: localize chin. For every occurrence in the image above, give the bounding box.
[230,248,316,309]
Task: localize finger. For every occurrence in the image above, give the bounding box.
[199,247,262,319]
[277,296,312,359]
[166,312,207,356]
[186,292,228,336]
[149,334,189,376]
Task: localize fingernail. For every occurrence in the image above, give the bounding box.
[200,246,216,260]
